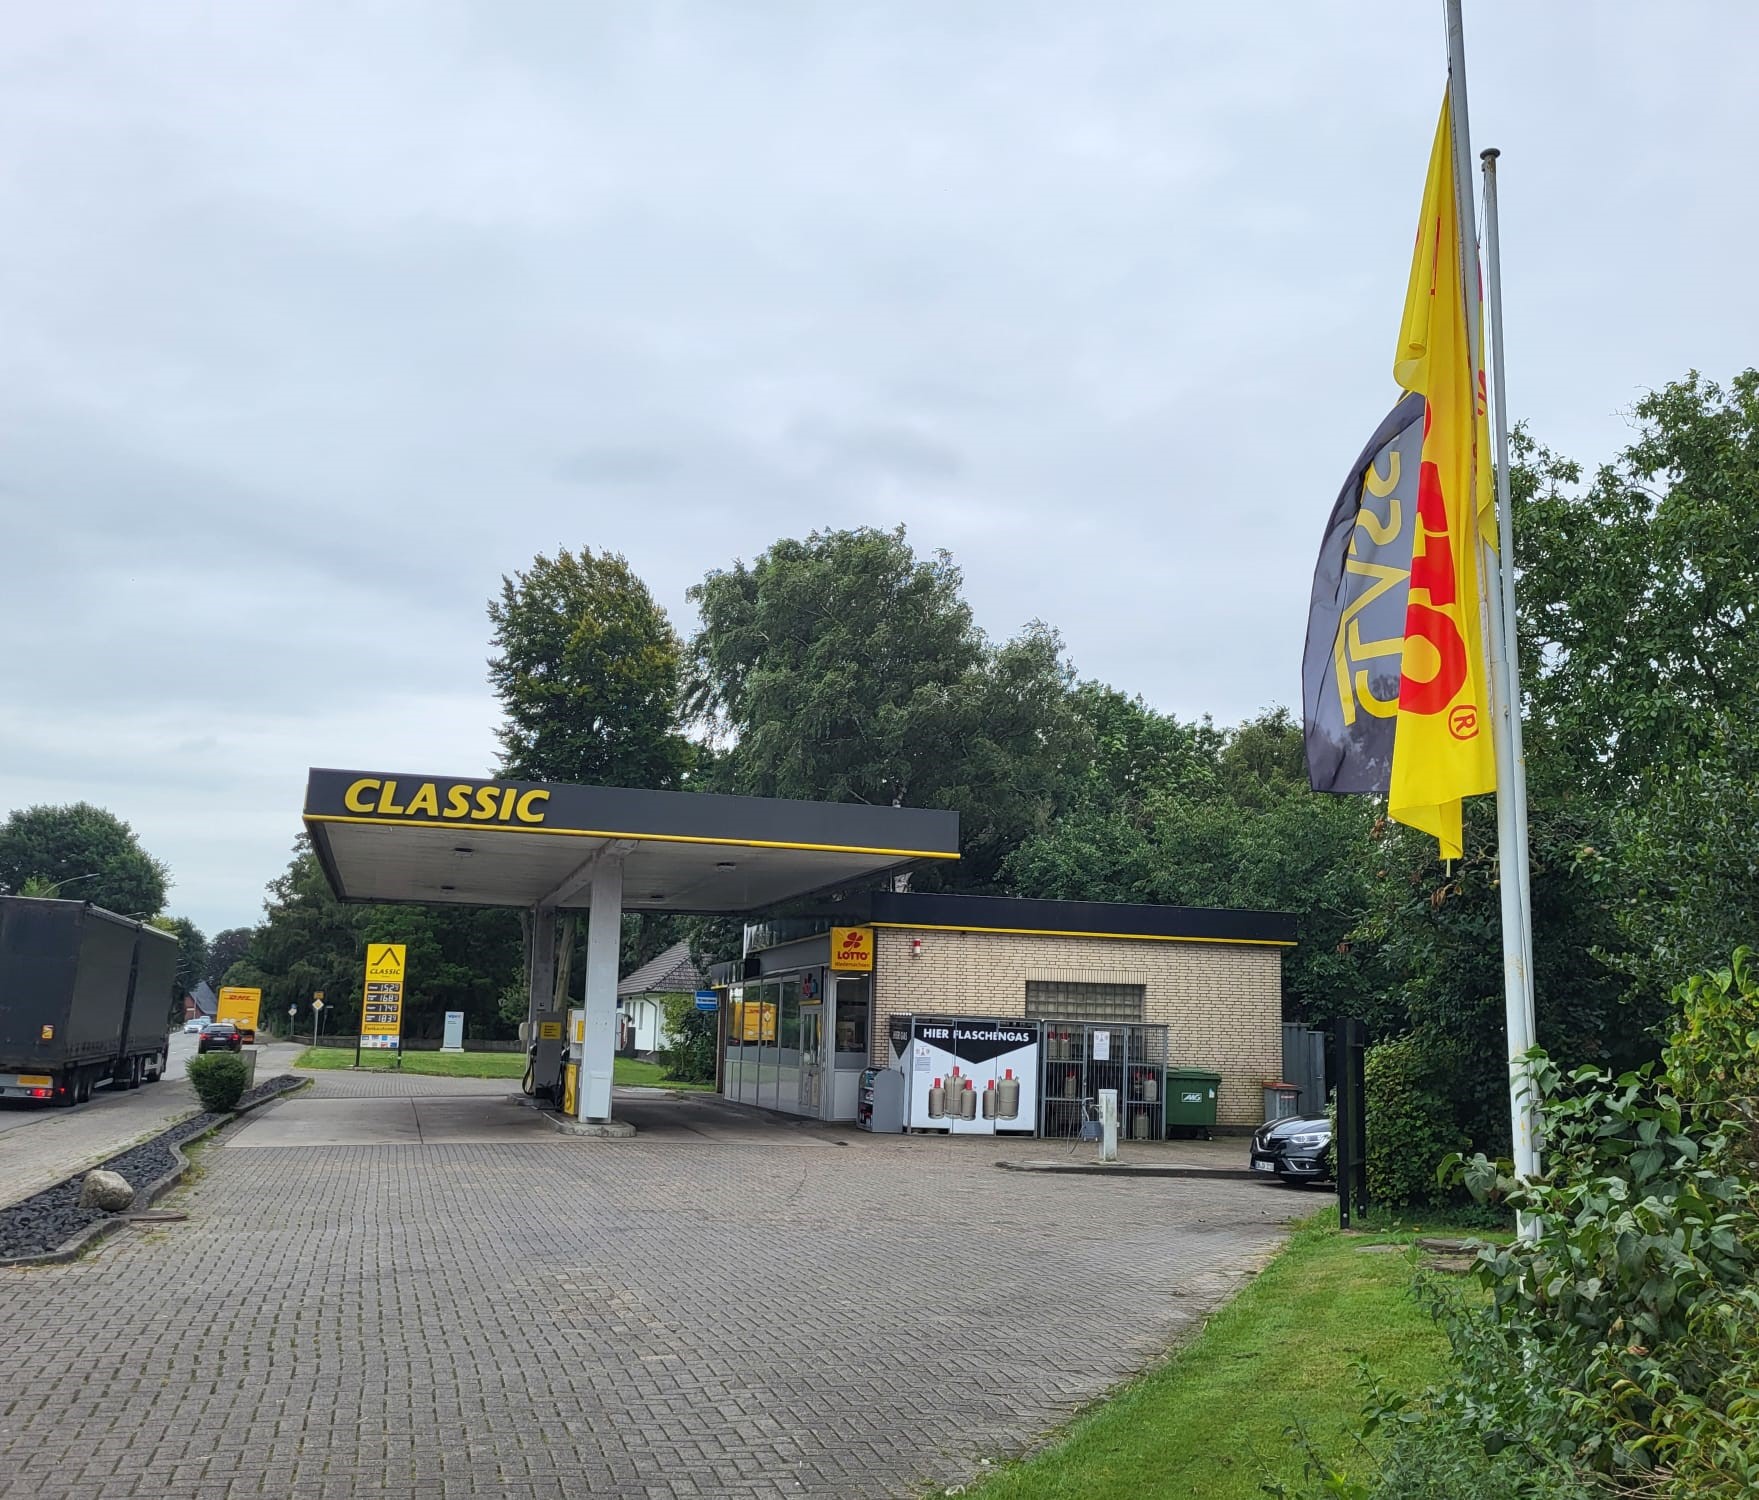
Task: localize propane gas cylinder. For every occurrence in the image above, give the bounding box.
[927,1078,945,1118]
[996,1068,1021,1120]
[961,1079,978,1119]
[981,1080,997,1119]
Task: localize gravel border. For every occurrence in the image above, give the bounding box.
[0,1075,308,1266]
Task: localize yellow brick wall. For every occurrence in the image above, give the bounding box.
[869,927,1285,1128]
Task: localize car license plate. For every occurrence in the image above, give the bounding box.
[17,1075,52,1087]
[1252,1160,1276,1172]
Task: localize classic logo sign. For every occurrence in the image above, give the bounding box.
[829,926,874,972]
[340,777,550,826]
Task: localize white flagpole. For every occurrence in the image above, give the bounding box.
[1479,146,1537,1019]
[1444,0,1540,1190]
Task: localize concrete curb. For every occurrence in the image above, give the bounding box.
[0,1075,311,1270]
[996,1159,1263,1181]
[547,1114,638,1138]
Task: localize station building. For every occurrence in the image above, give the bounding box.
[716,891,1294,1134]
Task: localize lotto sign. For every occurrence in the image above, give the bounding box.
[830,926,874,972]
[359,943,406,1049]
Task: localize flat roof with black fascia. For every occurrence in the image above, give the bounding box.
[302,768,959,915]
[858,891,1296,947]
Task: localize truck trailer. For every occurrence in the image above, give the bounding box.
[0,896,175,1106]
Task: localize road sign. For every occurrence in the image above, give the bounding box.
[694,990,719,1013]
[359,943,406,1050]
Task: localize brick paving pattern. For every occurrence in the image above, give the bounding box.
[0,1082,1299,1500]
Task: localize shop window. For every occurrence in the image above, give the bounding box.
[1024,980,1145,1024]
[833,976,869,1067]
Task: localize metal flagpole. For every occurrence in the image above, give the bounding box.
[1479,147,1537,1021]
[1444,0,1540,1187]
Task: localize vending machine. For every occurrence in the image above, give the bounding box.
[889,1014,1041,1135]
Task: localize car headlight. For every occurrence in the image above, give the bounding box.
[1288,1132,1327,1148]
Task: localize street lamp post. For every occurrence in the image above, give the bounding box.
[36,872,101,897]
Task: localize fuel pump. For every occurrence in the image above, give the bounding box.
[521,1011,567,1104]
[563,1008,586,1116]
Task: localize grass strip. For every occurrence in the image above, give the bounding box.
[291,1046,712,1089]
[962,1209,1480,1500]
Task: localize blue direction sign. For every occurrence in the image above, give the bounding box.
[694,990,719,1013]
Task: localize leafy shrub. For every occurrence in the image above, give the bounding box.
[1296,952,1759,1498]
[659,992,717,1084]
[187,1054,251,1113]
[1363,1036,1467,1206]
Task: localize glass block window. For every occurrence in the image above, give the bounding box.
[1024,980,1145,1024]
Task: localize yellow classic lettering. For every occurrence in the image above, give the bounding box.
[334,777,554,825]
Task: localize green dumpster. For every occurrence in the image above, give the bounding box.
[1165,1068,1222,1139]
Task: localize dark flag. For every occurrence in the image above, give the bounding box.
[1302,391,1425,794]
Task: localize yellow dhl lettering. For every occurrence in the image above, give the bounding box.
[338,779,551,825]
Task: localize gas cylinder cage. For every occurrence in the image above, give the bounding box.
[1038,1022,1170,1140]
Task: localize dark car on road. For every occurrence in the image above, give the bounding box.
[1250,1114,1332,1183]
[196,1022,243,1054]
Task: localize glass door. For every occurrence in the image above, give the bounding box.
[798,1003,823,1112]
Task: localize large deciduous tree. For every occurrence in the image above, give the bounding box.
[0,802,169,917]
[1513,368,1759,992]
[488,547,694,789]
[687,526,1088,889]
[205,926,256,989]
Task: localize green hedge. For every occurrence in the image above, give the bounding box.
[1364,1037,1467,1206]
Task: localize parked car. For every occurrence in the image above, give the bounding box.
[182,1018,208,1034]
[196,1022,243,1054]
[1250,1114,1332,1183]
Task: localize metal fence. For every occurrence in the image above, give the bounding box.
[1038,1021,1169,1140]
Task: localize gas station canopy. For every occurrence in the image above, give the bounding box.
[303,768,960,914]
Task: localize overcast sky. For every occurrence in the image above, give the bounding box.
[3,2,1754,936]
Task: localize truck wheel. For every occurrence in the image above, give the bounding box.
[126,1055,143,1089]
[74,1072,92,1105]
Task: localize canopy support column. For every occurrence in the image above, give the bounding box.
[579,856,624,1121]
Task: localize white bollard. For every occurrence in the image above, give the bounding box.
[1098,1088,1119,1163]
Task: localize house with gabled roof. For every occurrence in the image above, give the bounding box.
[617,940,706,1054]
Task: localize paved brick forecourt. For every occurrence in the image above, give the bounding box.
[0,1076,1299,1500]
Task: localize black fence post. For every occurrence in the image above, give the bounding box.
[1332,1018,1369,1227]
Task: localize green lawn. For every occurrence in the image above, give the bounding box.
[290,1046,711,1089]
[964,1210,1486,1500]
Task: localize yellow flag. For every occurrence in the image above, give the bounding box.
[1386,95,1496,859]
